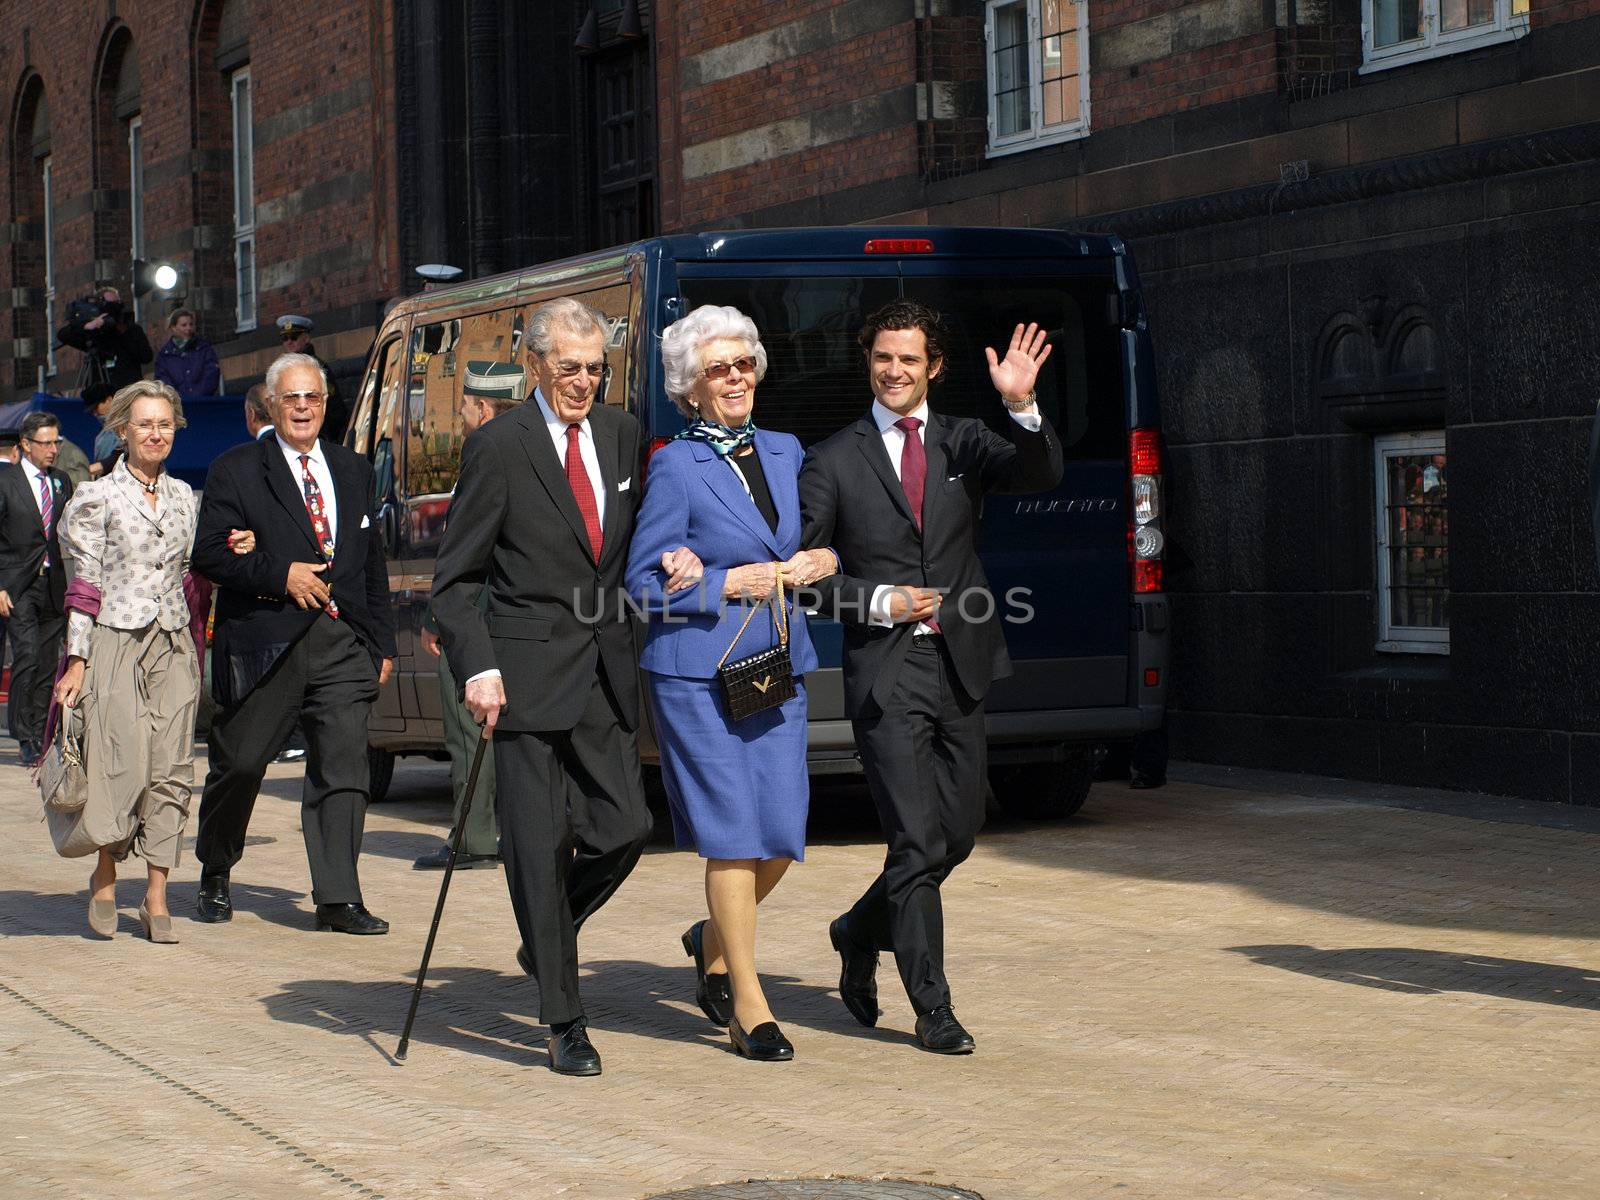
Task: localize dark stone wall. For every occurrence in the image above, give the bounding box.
[1133,156,1600,803]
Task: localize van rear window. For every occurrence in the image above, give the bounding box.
[679,274,1124,460]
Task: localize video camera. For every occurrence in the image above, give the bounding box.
[65,293,124,326]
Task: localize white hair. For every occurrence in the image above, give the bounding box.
[659,304,768,418]
[526,296,608,357]
[265,351,328,397]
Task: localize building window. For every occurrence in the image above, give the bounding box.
[128,115,145,321]
[230,67,256,331]
[985,0,1089,157]
[1363,0,1529,72]
[1374,432,1449,654]
[42,155,56,378]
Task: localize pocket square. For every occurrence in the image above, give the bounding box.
[360,515,371,529]
[617,477,632,492]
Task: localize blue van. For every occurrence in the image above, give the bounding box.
[347,227,1168,817]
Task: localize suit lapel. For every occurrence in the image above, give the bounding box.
[920,412,954,535]
[853,415,920,535]
[327,444,365,564]
[262,438,323,557]
[593,410,625,566]
[514,403,594,560]
[754,432,794,554]
[696,441,782,555]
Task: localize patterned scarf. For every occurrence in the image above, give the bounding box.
[672,415,756,458]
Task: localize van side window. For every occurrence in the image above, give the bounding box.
[564,282,635,408]
[403,308,527,553]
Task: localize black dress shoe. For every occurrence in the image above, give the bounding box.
[195,872,232,924]
[681,920,733,1027]
[729,1018,794,1062]
[829,916,880,1028]
[18,740,39,767]
[547,1019,602,1076]
[914,1004,976,1054]
[314,903,389,935]
[516,943,535,976]
[412,845,500,870]
[1129,773,1167,790]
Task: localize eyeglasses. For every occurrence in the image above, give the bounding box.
[549,359,607,380]
[277,391,327,407]
[702,357,758,381]
[128,421,177,436]
[23,436,59,447]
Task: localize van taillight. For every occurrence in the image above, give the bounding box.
[863,238,934,255]
[643,436,670,481]
[1130,428,1164,594]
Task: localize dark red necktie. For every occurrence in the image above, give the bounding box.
[895,416,926,528]
[565,424,603,563]
[894,417,940,632]
[299,454,339,618]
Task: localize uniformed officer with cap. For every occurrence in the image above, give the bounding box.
[277,315,350,443]
[412,359,529,871]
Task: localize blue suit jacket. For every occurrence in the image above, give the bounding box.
[626,430,819,680]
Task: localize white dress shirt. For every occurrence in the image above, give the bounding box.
[465,392,608,688]
[276,435,338,549]
[534,389,605,528]
[867,396,1040,628]
[20,458,53,520]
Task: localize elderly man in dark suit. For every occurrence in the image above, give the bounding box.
[0,411,74,766]
[191,352,397,934]
[800,300,1062,1055]
[432,296,697,1076]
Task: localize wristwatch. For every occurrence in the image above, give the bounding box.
[1002,391,1037,412]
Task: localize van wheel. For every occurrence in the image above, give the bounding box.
[368,748,397,804]
[989,754,1093,821]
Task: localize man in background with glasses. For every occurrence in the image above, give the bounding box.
[0,412,73,766]
[190,353,397,935]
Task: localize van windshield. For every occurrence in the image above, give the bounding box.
[679,273,1124,460]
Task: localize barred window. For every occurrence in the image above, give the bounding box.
[1375,432,1449,654]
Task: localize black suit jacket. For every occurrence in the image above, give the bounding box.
[193,435,396,703]
[800,407,1063,717]
[0,462,73,609]
[432,401,643,734]
[1590,407,1600,573]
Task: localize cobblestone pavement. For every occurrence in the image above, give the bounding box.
[4,751,1599,1200]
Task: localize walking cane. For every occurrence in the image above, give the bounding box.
[396,724,492,1061]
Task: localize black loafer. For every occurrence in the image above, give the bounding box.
[195,872,232,924]
[314,903,389,935]
[412,845,500,870]
[681,920,733,1027]
[914,1004,976,1055]
[730,1018,794,1061]
[829,916,880,1028]
[516,943,535,976]
[547,1020,602,1076]
[18,740,40,768]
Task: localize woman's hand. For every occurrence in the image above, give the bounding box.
[55,658,87,709]
[780,548,837,587]
[723,562,778,601]
[227,528,256,555]
[661,545,704,593]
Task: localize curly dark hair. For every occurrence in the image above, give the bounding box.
[857,300,950,386]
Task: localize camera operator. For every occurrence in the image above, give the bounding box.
[56,285,152,390]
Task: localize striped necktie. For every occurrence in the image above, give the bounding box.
[38,471,53,568]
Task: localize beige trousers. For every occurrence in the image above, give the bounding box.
[74,624,200,869]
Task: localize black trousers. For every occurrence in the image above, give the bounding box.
[196,618,379,906]
[7,572,64,745]
[845,637,987,1016]
[495,665,651,1026]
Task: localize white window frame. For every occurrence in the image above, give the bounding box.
[42,155,56,377]
[1374,431,1449,654]
[128,114,145,321]
[231,67,257,332]
[984,0,1091,158]
[1361,0,1529,74]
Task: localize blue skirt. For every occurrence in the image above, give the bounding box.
[646,671,809,862]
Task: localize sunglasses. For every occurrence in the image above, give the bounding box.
[702,356,757,381]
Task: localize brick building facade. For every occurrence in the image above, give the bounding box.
[654,2,1600,803]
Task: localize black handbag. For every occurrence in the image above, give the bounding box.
[716,569,797,721]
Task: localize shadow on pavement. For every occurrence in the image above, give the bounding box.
[1227,944,1600,1009]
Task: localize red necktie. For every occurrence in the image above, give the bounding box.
[894,417,940,632]
[298,454,339,618]
[565,424,603,564]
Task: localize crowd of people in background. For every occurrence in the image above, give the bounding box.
[17,292,1068,1076]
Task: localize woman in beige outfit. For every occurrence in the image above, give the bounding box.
[54,381,201,943]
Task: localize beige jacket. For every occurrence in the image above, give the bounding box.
[59,461,198,661]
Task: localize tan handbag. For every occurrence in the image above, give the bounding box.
[38,701,88,814]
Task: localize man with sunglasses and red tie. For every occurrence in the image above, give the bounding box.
[432,296,699,1076]
[190,353,397,935]
[799,300,1062,1056]
[0,412,73,766]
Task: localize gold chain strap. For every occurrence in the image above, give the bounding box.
[716,564,788,672]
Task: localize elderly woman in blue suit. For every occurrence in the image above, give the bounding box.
[627,304,837,1062]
